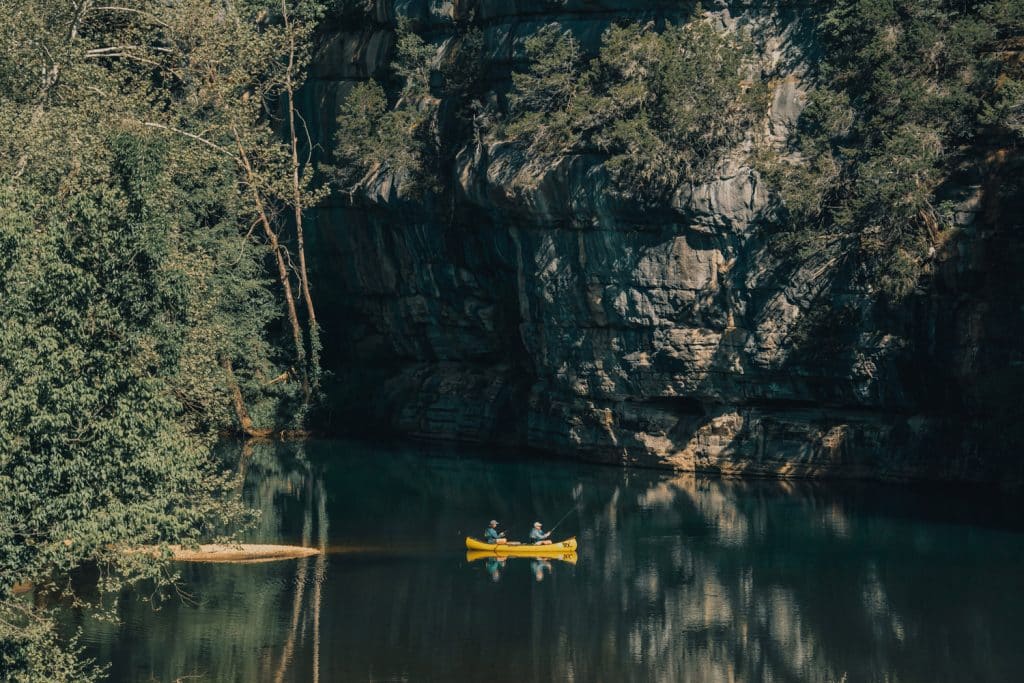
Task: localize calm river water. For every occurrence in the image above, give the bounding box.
[73,439,1024,682]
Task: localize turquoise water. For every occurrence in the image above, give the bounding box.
[74,439,1024,682]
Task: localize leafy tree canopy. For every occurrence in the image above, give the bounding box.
[762,0,1024,299]
[505,18,764,200]
[331,19,441,194]
[0,1,325,679]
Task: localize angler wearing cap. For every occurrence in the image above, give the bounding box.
[529,521,552,545]
[484,519,509,545]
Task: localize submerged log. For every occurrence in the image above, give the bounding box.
[139,544,320,563]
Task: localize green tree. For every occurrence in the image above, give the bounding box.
[0,0,327,678]
[763,0,1022,299]
[594,20,762,199]
[501,16,763,199]
[505,25,586,160]
[331,19,436,195]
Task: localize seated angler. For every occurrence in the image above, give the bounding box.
[529,521,552,545]
[485,519,508,545]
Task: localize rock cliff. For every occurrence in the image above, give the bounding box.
[304,0,1024,482]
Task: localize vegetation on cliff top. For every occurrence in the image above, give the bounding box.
[0,1,326,679]
[333,13,763,203]
[331,20,438,194]
[762,0,1024,299]
[332,1,1022,299]
[331,19,486,196]
[505,19,765,200]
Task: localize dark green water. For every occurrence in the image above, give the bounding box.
[73,439,1024,682]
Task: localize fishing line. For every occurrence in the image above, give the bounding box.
[547,501,581,534]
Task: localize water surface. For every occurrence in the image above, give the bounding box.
[76,439,1024,682]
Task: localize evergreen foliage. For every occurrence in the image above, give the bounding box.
[506,26,587,159]
[332,14,760,201]
[595,21,764,198]
[762,0,1024,299]
[331,19,436,193]
[504,17,764,199]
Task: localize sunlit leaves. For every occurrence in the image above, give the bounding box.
[0,1,323,678]
[763,0,1019,299]
[331,20,436,194]
[503,16,762,199]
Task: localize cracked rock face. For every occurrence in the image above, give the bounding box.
[307,0,1023,482]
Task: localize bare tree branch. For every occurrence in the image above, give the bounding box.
[85,45,173,56]
[140,121,233,156]
[90,5,172,28]
[14,0,93,179]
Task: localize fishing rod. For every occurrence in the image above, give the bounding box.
[546,500,581,535]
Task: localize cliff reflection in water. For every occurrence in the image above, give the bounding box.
[80,439,1024,683]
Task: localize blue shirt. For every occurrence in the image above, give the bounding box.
[529,528,546,542]
[485,527,501,542]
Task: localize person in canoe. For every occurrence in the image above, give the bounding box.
[484,519,521,546]
[484,520,507,544]
[529,521,552,545]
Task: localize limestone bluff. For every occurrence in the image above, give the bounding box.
[302,0,1023,483]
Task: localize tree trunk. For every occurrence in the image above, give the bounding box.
[232,129,310,401]
[222,357,274,438]
[282,3,318,336]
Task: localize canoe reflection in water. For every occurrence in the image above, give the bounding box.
[81,441,1024,683]
[465,550,578,582]
[486,556,505,582]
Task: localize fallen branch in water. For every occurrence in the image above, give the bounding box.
[134,544,320,563]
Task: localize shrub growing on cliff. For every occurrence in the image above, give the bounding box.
[502,16,764,199]
[597,21,764,198]
[506,25,587,159]
[331,15,763,201]
[333,80,430,188]
[763,0,1023,299]
[331,20,437,194]
[331,22,490,198]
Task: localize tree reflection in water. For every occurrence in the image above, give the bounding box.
[79,439,1024,683]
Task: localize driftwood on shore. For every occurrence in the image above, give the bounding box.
[137,544,320,563]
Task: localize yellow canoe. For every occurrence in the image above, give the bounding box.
[464,536,578,553]
[466,550,578,565]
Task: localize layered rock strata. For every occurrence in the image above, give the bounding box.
[305,0,1023,482]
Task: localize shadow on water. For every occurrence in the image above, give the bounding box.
[73,438,1024,683]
